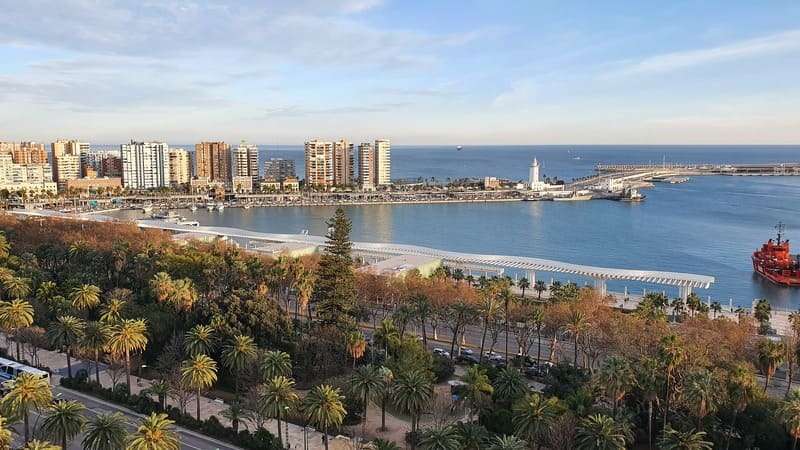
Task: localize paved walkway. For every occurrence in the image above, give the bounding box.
[0,334,361,450]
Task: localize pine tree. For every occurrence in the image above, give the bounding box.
[313,208,357,329]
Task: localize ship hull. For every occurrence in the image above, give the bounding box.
[752,257,800,286]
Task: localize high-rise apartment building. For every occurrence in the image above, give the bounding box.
[52,140,89,158]
[194,141,231,183]
[304,140,334,187]
[358,143,375,189]
[233,141,259,180]
[100,155,123,178]
[168,148,191,186]
[53,154,81,188]
[121,141,171,189]
[0,154,57,194]
[5,142,48,165]
[263,158,296,181]
[374,139,391,186]
[333,139,354,186]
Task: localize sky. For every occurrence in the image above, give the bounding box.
[1,0,799,145]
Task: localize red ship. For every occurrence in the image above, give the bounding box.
[752,222,800,287]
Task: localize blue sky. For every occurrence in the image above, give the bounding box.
[1,0,799,144]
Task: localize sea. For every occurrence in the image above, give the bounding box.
[107,145,800,308]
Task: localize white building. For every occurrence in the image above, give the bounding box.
[121,141,171,189]
[358,142,375,190]
[528,158,559,191]
[53,154,81,189]
[374,139,391,186]
[0,154,57,195]
[168,148,191,186]
[233,141,259,180]
[304,140,334,187]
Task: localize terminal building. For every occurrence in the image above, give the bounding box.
[358,254,442,278]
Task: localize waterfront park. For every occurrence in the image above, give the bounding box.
[0,209,798,450]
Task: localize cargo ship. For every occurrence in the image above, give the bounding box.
[752,223,800,286]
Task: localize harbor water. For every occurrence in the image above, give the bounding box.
[109,145,800,308]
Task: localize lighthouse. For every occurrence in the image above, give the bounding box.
[529,158,540,187]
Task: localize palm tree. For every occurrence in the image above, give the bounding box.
[657,426,712,450]
[374,318,400,356]
[635,357,662,449]
[106,318,148,392]
[303,384,346,450]
[81,321,109,384]
[512,392,559,449]
[150,272,174,303]
[412,294,432,347]
[530,306,545,364]
[260,350,292,381]
[126,413,180,450]
[46,315,85,379]
[724,362,758,450]
[487,435,527,450]
[518,278,530,297]
[3,276,30,301]
[393,370,434,434]
[221,334,257,397]
[757,338,785,391]
[779,389,800,450]
[371,438,402,450]
[478,294,501,363]
[295,267,315,321]
[70,284,101,311]
[418,425,461,450]
[168,278,197,313]
[346,331,367,368]
[534,280,546,300]
[595,356,634,416]
[575,414,631,450]
[462,365,494,420]
[682,369,719,430]
[181,353,218,420]
[35,281,58,303]
[22,440,60,450]
[0,415,12,450]
[659,334,685,429]
[221,401,252,435]
[183,324,216,357]
[0,372,53,444]
[350,365,384,437]
[493,367,529,405]
[83,412,128,450]
[99,299,126,325]
[144,380,169,411]
[0,298,34,359]
[261,375,299,447]
[453,422,489,450]
[376,366,394,431]
[40,400,86,450]
[566,309,588,367]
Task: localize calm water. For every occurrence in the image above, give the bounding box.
[112,145,800,308]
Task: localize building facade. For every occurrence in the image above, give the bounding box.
[263,158,296,181]
[333,140,354,186]
[304,140,334,187]
[121,141,171,189]
[168,148,191,186]
[0,154,57,195]
[194,141,231,183]
[53,154,82,189]
[358,142,375,189]
[3,142,49,165]
[374,139,391,186]
[233,141,259,180]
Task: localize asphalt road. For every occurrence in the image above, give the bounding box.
[12,386,241,450]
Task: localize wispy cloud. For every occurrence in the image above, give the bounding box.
[492,79,537,109]
[611,29,800,76]
[262,103,408,117]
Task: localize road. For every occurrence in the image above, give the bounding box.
[11,386,241,450]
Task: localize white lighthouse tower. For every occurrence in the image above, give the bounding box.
[529,158,540,187]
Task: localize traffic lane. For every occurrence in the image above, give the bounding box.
[10,387,241,450]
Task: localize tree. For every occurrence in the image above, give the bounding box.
[81,413,128,450]
[2,276,30,301]
[46,315,85,379]
[412,294,432,347]
[106,319,148,392]
[351,365,383,438]
[99,299,126,325]
[418,425,461,450]
[260,375,299,447]
[493,367,529,405]
[518,278,530,297]
[757,338,785,391]
[376,366,395,432]
[150,272,174,303]
[144,380,170,411]
[374,318,400,356]
[0,298,34,360]
[634,357,662,449]
[221,334,257,397]
[754,298,772,334]
[0,415,11,450]
[682,369,719,430]
[70,284,101,311]
[779,389,800,450]
[313,208,357,328]
[512,393,559,449]
[530,306,545,364]
[126,413,180,450]
[657,426,712,450]
[303,384,346,450]
[462,365,493,420]
[575,414,631,450]
[0,372,53,444]
[659,334,685,429]
[250,350,290,384]
[81,321,110,384]
[478,292,501,363]
[180,353,218,420]
[40,400,86,450]
[221,401,252,435]
[724,362,758,450]
[183,324,216,357]
[595,356,634,417]
[487,435,527,450]
[393,370,433,434]
[534,280,547,300]
[566,309,588,367]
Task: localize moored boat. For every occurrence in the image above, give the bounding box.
[752,222,800,286]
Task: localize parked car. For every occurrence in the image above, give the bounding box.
[433,348,451,358]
